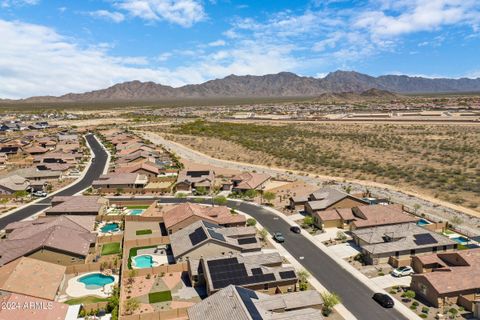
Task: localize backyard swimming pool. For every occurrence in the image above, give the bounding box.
[417,219,432,227]
[133,255,154,268]
[100,223,119,233]
[129,209,145,216]
[451,236,470,245]
[78,273,115,289]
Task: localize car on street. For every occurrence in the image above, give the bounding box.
[372,293,394,308]
[273,232,285,243]
[290,226,301,234]
[32,190,47,197]
[391,266,414,277]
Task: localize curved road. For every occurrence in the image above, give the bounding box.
[0,134,108,229]
[112,196,408,320]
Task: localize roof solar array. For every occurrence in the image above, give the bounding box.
[203,221,218,229]
[208,228,226,242]
[207,257,277,289]
[279,270,296,280]
[189,227,208,246]
[414,233,438,245]
[237,237,257,245]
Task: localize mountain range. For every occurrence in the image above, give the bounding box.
[7,70,480,102]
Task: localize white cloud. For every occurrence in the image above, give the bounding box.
[0,19,298,99]
[1,0,38,7]
[89,10,125,23]
[117,0,205,27]
[354,0,480,37]
[208,39,226,47]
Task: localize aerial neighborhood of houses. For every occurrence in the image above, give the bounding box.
[0,120,479,320]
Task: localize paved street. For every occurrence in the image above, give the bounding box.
[0,134,108,229]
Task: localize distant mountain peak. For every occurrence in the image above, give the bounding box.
[14,71,480,102]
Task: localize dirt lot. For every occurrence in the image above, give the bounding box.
[157,120,480,214]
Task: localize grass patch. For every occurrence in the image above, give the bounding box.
[136,229,153,236]
[65,296,110,305]
[126,205,150,209]
[148,291,172,304]
[101,242,121,255]
[128,245,157,269]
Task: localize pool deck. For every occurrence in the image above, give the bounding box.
[132,252,169,269]
[65,272,119,298]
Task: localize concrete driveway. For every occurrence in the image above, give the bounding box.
[370,274,412,289]
[327,241,361,259]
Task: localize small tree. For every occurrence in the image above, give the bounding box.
[413,203,421,214]
[124,298,140,315]
[403,290,416,302]
[344,185,352,194]
[175,192,187,198]
[262,191,276,204]
[321,292,341,316]
[297,270,310,291]
[195,186,208,196]
[448,308,458,319]
[244,189,258,200]
[115,188,123,196]
[213,196,228,206]
[258,228,268,241]
[303,216,314,228]
[14,190,28,201]
[127,269,138,285]
[0,198,8,208]
[336,231,347,241]
[246,218,257,227]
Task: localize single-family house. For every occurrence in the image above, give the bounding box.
[0,175,30,195]
[230,172,271,192]
[92,173,148,190]
[188,285,324,320]
[175,169,215,192]
[299,187,369,215]
[45,196,108,215]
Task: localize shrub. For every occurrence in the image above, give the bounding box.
[246,218,257,227]
[419,314,428,318]
[422,306,429,314]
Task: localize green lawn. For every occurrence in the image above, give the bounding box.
[65,296,110,305]
[126,205,150,209]
[101,242,121,255]
[136,229,152,236]
[148,291,172,304]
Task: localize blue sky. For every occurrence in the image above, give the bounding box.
[1,0,480,98]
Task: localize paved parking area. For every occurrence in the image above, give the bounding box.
[370,274,412,289]
[326,241,361,259]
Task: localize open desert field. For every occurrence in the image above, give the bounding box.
[152,120,480,211]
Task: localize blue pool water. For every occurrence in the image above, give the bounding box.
[100,223,119,233]
[78,273,114,289]
[133,255,154,268]
[417,219,431,227]
[129,209,144,215]
[451,236,470,245]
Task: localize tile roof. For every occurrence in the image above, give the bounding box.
[163,202,245,229]
[0,175,29,192]
[92,173,147,186]
[46,196,106,214]
[351,204,417,228]
[414,249,480,294]
[170,220,260,259]
[0,292,69,320]
[176,170,215,185]
[0,257,66,300]
[114,161,160,175]
[352,223,456,255]
[232,173,271,190]
[0,216,96,266]
[188,285,324,320]
[306,187,367,211]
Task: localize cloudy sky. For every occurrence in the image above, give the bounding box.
[1,0,480,98]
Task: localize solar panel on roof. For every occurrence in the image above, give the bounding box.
[279,271,296,279]
[203,221,218,229]
[251,268,263,275]
[238,237,257,245]
[414,233,438,245]
[188,227,207,246]
[208,229,226,242]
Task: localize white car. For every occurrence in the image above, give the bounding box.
[391,266,414,277]
[32,190,48,197]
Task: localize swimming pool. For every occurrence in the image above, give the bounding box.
[451,236,470,245]
[78,273,115,289]
[100,223,119,233]
[133,255,154,268]
[129,209,145,216]
[417,219,432,227]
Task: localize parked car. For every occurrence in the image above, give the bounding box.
[372,293,394,308]
[391,266,414,277]
[273,232,285,243]
[290,226,301,234]
[32,190,47,197]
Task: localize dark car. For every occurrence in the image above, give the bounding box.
[372,293,394,308]
[273,232,285,243]
[290,226,301,234]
